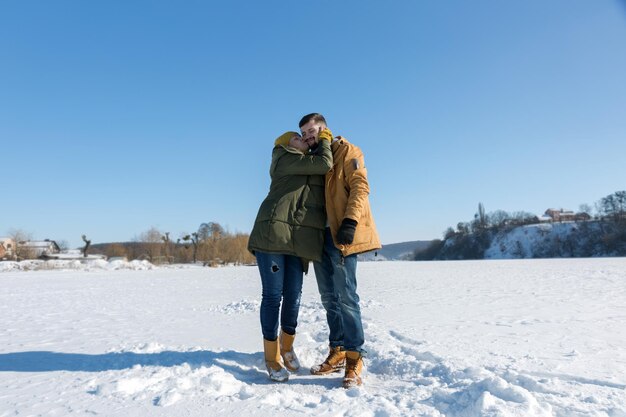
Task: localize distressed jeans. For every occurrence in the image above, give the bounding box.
[313,228,365,353]
[255,251,304,341]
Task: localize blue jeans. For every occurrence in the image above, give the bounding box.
[256,251,304,341]
[313,228,365,353]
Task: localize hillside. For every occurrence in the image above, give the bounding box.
[420,220,626,260]
[485,222,585,259]
[359,240,432,261]
[487,220,626,258]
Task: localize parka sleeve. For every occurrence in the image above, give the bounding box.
[271,140,333,178]
[343,146,370,222]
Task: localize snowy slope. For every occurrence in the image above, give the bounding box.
[486,223,568,259]
[484,222,593,259]
[1,259,625,416]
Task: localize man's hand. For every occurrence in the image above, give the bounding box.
[318,128,334,142]
[336,218,358,245]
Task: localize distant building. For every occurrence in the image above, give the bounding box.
[0,238,16,260]
[544,209,590,222]
[18,240,61,259]
[544,208,576,222]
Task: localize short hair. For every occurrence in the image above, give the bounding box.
[299,113,327,128]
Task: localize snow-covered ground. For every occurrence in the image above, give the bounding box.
[1,258,625,417]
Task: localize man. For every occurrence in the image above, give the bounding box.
[299,113,381,388]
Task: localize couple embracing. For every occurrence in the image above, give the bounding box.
[248,113,381,388]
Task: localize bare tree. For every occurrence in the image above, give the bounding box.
[81,235,91,258]
[161,232,174,264]
[8,228,33,260]
[600,191,626,222]
[196,222,227,264]
[579,204,593,217]
[198,222,225,241]
[137,227,163,263]
[182,232,200,264]
[488,210,511,229]
[175,233,193,263]
[510,211,538,226]
[476,202,488,230]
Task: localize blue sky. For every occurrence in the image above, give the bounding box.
[2,1,626,248]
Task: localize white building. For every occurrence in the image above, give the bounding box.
[18,240,61,259]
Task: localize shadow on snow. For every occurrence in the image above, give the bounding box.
[0,350,342,388]
[0,350,256,373]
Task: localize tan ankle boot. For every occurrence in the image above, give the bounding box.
[310,345,346,375]
[279,331,300,372]
[263,338,289,382]
[343,351,363,388]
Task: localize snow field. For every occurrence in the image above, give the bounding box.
[1,259,625,416]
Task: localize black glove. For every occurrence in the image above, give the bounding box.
[336,218,358,245]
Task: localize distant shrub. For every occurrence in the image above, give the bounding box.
[413,240,444,261]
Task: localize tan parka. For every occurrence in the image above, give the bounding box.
[326,137,381,256]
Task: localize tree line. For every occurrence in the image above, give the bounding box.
[92,222,255,265]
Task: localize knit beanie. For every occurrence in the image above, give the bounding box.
[274,131,299,147]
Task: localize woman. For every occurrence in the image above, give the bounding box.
[248,129,333,382]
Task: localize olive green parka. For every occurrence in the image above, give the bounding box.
[248,140,333,263]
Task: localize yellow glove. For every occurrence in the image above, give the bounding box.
[318,128,334,142]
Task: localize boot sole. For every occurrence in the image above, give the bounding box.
[342,377,362,388]
[310,366,344,375]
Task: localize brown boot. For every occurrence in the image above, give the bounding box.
[310,345,346,375]
[263,338,289,382]
[342,351,363,388]
[279,330,300,372]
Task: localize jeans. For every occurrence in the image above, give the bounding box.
[313,228,365,352]
[256,251,304,341]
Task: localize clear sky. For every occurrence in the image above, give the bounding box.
[2,1,626,248]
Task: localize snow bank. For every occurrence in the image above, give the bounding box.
[0,259,154,272]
